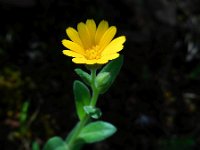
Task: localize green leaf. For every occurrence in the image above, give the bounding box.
[75,68,91,85]
[189,65,200,79]
[43,136,69,150]
[98,55,123,94]
[32,141,40,150]
[73,80,91,120]
[78,121,117,143]
[19,101,30,124]
[159,137,195,150]
[83,106,102,119]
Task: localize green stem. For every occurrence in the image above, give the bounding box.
[90,69,99,106]
[67,115,89,149]
[67,68,99,150]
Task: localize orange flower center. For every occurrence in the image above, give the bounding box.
[85,45,101,60]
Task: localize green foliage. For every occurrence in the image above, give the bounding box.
[78,121,117,143]
[159,137,195,150]
[65,123,85,150]
[98,56,123,94]
[75,68,91,85]
[40,55,123,150]
[189,64,200,79]
[65,123,80,142]
[69,139,84,150]
[43,137,69,150]
[19,101,30,125]
[32,141,40,150]
[73,81,91,120]
[95,72,110,92]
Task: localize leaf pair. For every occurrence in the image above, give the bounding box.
[43,121,117,150]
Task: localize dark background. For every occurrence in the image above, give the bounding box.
[0,0,200,149]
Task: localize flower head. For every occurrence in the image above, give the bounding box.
[62,19,126,65]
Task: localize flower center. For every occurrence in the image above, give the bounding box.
[85,45,101,60]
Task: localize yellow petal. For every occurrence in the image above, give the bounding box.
[63,50,84,57]
[62,39,84,54]
[99,26,117,51]
[86,19,96,44]
[95,20,109,45]
[101,36,126,56]
[72,57,97,64]
[84,59,98,64]
[72,57,86,64]
[100,53,120,61]
[96,59,108,64]
[77,22,92,49]
[66,27,83,46]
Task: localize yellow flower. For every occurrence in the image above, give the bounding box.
[62,19,126,65]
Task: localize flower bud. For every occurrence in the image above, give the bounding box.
[95,72,110,92]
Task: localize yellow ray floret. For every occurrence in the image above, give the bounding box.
[62,19,126,65]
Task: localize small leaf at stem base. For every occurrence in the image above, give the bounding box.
[43,136,69,150]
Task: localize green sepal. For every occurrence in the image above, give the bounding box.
[78,121,117,143]
[75,68,91,85]
[98,55,123,94]
[43,136,69,150]
[73,80,91,120]
[83,106,102,119]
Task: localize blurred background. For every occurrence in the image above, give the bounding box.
[0,0,200,149]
